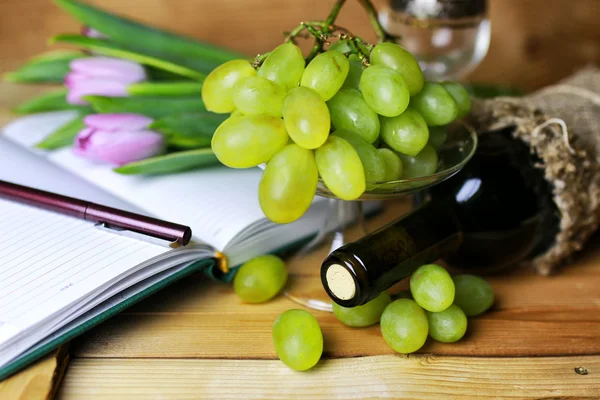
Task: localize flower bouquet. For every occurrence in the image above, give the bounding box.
[6,0,474,225]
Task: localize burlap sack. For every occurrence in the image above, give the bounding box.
[466,65,600,275]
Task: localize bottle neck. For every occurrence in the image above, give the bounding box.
[321,199,463,307]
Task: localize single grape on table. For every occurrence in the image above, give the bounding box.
[380,298,429,354]
[333,291,392,327]
[452,274,495,316]
[427,304,468,343]
[234,254,288,303]
[410,264,455,312]
[202,35,471,224]
[272,309,323,371]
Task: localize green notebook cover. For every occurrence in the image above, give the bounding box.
[0,257,234,381]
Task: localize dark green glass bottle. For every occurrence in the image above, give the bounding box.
[321,127,560,307]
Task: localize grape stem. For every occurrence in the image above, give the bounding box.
[325,0,346,28]
[279,0,394,64]
[252,51,271,68]
[355,0,396,43]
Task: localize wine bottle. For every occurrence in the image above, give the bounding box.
[321,127,560,307]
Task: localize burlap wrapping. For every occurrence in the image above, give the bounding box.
[466,65,600,275]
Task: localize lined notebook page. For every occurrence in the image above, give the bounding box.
[2,112,271,251]
[0,197,166,349]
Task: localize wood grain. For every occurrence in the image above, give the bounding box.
[2,0,600,91]
[0,345,70,400]
[69,202,600,360]
[57,356,600,399]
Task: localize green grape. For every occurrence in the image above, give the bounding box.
[397,144,438,178]
[233,254,288,303]
[211,115,288,168]
[300,50,349,101]
[230,109,244,118]
[377,148,403,181]
[452,274,495,317]
[380,107,429,157]
[201,59,257,114]
[333,291,391,327]
[380,299,429,354]
[332,130,386,182]
[258,42,305,90]
[428,126,448,150]
[327,87,380,143]
[315,136,366,200]
[411,82,459,126]
[344,54,363,90]
[427,304,467,343]
[259,144,318,223]
[282,87,330,149]
[410,264,455,312]
[232,76,286,117]
[370,42,424,96]
[360,65,410,117]
[272,309,323,371]
[328,39,353,53]
[442,81,471,118]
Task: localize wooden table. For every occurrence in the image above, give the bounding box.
[1,84,600,399]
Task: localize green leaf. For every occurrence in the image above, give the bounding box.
[127,81,202,96]
[53,0,242,73]
[150,111,227,148]
[35,113,89,150]
[52,34,206,81]
[4,50,83,83]
[14,88,91,114]
[84,95,205,119]
[113,148,220,175]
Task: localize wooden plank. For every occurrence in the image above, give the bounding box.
[71,230,600,359]
[0,345,70,400]
[57,356,600,399]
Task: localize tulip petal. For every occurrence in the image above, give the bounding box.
[70,56,146,82]
[66,78,129,104]
[84,113,153,131]
[73,128,164,166]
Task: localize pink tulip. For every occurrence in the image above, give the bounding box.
[81,26,108,39]
[73,114,164,166]
[65,57,146,105]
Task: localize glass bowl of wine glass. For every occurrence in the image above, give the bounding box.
[283,119,478,311]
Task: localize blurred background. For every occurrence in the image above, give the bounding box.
[1,0,600,107]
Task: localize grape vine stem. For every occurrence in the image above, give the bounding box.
[356,0,395,43]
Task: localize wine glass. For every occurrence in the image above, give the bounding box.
[377,0,491,81]
[283,120,478,311]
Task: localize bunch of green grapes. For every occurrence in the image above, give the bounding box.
[202,40,471,224]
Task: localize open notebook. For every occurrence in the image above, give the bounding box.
[0,111,378,380]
